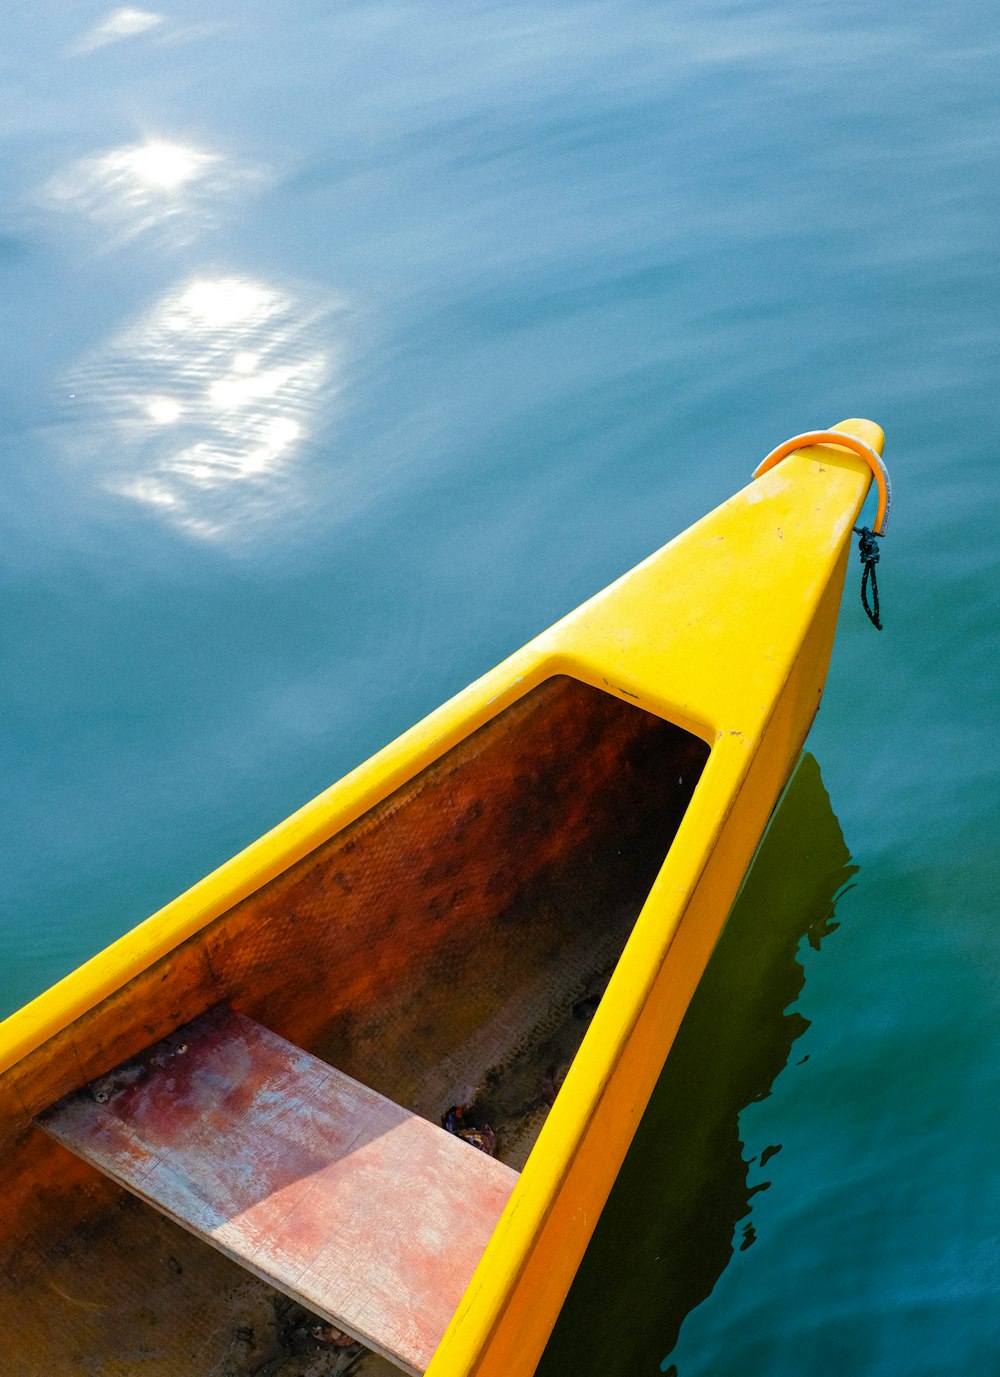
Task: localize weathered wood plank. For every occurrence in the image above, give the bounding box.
[37,1006,518,1375]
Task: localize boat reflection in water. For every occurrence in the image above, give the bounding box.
[537,753,857,1377]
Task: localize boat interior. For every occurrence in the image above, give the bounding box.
[0,674,710,1376]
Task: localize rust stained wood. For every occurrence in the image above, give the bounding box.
[38,1007,518,1375]
[6,680,702,1136]
[201,678,707,1105]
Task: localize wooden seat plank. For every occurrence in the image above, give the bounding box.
[37,1005,517,1375]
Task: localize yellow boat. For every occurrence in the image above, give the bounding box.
[0,419,885,1377]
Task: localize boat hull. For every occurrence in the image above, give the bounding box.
[0,421,882,1376]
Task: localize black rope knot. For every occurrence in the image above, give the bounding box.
[853,526,883,630]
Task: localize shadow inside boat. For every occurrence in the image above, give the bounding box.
[535,751,857,1377]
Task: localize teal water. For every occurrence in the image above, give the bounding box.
[2,2,998,1373]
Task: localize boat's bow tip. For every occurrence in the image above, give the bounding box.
[832,417,885,454]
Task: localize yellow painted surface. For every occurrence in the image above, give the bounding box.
[427,418,882,1377]
[0,419,883,1376]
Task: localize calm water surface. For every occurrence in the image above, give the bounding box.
[2,2,998,1373]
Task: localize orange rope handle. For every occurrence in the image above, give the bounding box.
[752,429,891,536]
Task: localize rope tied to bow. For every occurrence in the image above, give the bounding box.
[751,428,892,632]
[854,525,883,630]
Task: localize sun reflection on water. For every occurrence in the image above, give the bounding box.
[63,277,345,540]
[44,139,262,243]
[70,8,165,55]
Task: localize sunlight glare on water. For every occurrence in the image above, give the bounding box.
[69,7,165,56]
[43,138,264,244]
[60,276,342,539]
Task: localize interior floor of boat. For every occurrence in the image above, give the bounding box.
[10,1191,396,1377]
